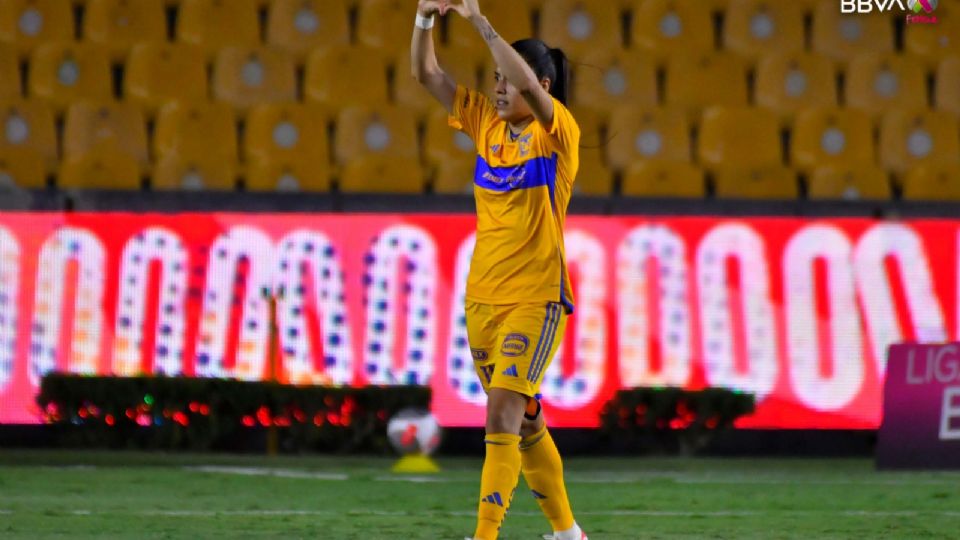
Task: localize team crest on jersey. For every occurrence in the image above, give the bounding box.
[501,333,529,357]
[518,133,532,157]
[471,348,488,361]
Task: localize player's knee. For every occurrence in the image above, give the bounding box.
[485,388,527,434]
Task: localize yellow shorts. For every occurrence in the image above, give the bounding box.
[465,301,568,398]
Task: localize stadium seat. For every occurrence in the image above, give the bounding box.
[153,154,236,191]
[632,0,713,63]
[154,101,237,165]
[901,164,960,201]
[755,53,838,123]
[176,0,260,59]
[246,160,331,192]
[58,151,142,190]
[305,45,389,109]
[665,53,749,119]
[0,0,74,58]
[0,99,57,172]
[0,44,20,99]
[936,56,960,118]
[446,0,533,56]
[606,106,690,170]
[245,102,329,171]
[621,161,704,198]
[812,1,894,66]
[339,155,424,194]
[356,0,415,54]
[424,106,477,170]
[124,43,208,117]
[0,147,46,188]
[538,0,622,59]
[905,17,959,68]
[84,0,166,61]
[394,45,483,119]
[791,107,874,172]
[714,167,798,199]
[723,0,804,62]
[570,107,606,150]
[699,107,782,170]
[334,105,419,166]
[575,146,614,196]
[807,166,890,200]
[879,109,960,176]
[266,0,350,62]
[63,101,149,173]
[433,159,476,195]
[845,54,927,118]
[212,47,297,112]
[28,43,112,112]
[572,50,657,118]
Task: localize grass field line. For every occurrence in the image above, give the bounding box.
[183,465,349,480]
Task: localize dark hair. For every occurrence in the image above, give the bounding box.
[510,39,570,106]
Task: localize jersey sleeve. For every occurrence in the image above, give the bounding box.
[448,85,496,143]
[541,98,581,154]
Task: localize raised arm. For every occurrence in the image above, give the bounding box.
[411,1,458,113]
[449,0,555,126]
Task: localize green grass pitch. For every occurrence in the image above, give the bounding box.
[1,450,959,539]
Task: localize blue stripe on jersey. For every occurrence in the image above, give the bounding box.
[473,154,558,192]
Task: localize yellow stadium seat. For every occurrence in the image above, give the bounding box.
[575,146,614,196]
[305,45,389,109]
[0,0,74,58]
[755,53,837,123]
[905,17,959,68]
[572,50,657,118]
[570,107,606,150]
[84,0,166,61]
[807,166,890,200]
[356,0,413,54]
[153,154,236,191]
[266,0,350,62]
[723,0,804,62]
[212,47,297,112]
[902,164,960,201]
[621,161,704,198]
[936,56,960,118]
[632,0,713,63]
[154,101,237,164]
[538,0,622,59]
[0,99,57,172]
[666,53,749,119]
[791,107,874,173]
[424,106,476,169]
[246,160,331,192]
[845,54,927,118]
[394,45,483,119]
[714,167,797,199]
[0,45,20,99]
[28,43,112,112]
[58,151,142,190]
[63,102,149,173]
[0,147,45,188]
[446,0,533,57]
[339,155,424,194]
[812,1,893,66]
[699,107,782,170]
[879,109,960,176]
[176,0,260,59]
[334,105,418,166]
[125,43,207,117]
[245,102,329,170]
[433,160,475,195]
[606,107,690,170]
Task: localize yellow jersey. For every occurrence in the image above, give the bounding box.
[449,85,580,313]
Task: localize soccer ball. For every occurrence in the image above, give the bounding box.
[387,408,442,456]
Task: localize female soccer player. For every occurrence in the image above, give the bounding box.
[411,1,587,539]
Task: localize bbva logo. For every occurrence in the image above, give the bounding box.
[840,0,937,13]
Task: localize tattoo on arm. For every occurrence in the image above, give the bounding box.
[474,16,499,42]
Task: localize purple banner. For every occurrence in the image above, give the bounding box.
[877,343,960,469]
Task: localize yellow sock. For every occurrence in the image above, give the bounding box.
[520,425,575,532]
[474,433,522,540]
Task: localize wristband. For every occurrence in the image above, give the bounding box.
[415,13,435,30]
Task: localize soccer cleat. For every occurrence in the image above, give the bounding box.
[541,523,588,540]
[540,533,588,540]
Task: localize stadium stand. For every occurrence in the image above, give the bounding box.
[28,43,113,113]
[0,0,74,58]
[0,44,21,100]
[63,101,150,173]
[154,102,238,173]
[791,107,875,173]
[807,166,891,201]
[879,109,960,176]
[334,105,419,166]
[572,50,657,119]
[0,100,58,174]
[902,164,960,201]
[124,42,208,117]
[845,53,928,118]
[304,45,389,109]
[538,0,623,60]
[84,0,167,61]
[266,0,350,62]
[176,0,260,59]
[621,161,705,198]
[606,107,690,170]
[245,103,331,192]
[904,16,959,68]
[723,0,805,62]
[446,0,533,57]
[212,46,298,112]
[153,154,236,191]
[0,147,46,189]
[666,53,749,119]
[755,53,838,123]
[936,56,960,118]
[631,0,713,63]
[59,151,141,190]
[812,1,894,66]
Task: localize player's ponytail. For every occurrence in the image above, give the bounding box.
[511,39,570,105]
